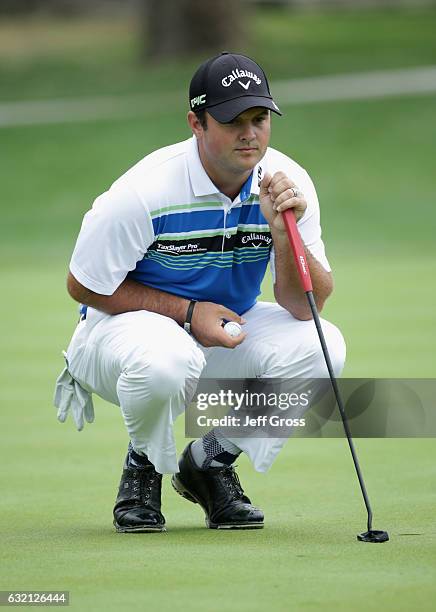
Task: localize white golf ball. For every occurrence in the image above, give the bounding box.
[223,321,242,337]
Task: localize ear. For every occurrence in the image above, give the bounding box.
[187,111,204,139]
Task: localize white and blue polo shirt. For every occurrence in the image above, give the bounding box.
[70,136,330,315]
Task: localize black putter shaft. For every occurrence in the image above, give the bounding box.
[282,208,388,542]
[305,290,373,532]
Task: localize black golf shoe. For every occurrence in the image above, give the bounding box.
[171,442,264,529]
[113,458,166,533]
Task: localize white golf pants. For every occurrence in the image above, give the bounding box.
[66,301,346,474]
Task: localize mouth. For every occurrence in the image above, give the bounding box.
[235,147,258,152]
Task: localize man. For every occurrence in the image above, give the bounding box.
[55,52,346,532]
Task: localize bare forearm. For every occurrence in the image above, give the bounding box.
[67,272,189,324]
[66,271,247,349]
[271,230,333,320]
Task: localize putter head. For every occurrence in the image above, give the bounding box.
[357,530,389,543]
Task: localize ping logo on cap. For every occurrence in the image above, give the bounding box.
[191,94,206,108]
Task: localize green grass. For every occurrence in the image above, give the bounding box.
[1,7,436,611]
[1,391,435,611]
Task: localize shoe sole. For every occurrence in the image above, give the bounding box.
[207,521,264,530]
[113,521,166,533]
[171,475,264,530]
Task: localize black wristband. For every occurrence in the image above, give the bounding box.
[183,300,197,335]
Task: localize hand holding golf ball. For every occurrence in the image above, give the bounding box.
[223,321,242,337]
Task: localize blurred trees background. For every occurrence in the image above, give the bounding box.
[0,0,95,14]
[1,0,435,60]
[140,0,242,59]
[0,0,243,58]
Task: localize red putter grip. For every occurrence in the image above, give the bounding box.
[283,209,313,292]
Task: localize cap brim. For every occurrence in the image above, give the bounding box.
[207,96,282,123]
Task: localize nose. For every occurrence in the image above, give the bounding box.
[239,122,256,142]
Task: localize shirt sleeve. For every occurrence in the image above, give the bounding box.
[269,168,331,282]
[69,184,154,295]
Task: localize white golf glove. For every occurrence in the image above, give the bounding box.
[53,352,94,431]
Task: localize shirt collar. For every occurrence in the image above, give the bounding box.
[187,136,263,199]
[187,136,220,197]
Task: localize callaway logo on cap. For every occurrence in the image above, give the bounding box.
[189,52,282,123]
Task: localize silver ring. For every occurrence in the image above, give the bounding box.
[291,187,303,198]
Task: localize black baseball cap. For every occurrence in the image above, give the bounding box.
[189,52,282,123]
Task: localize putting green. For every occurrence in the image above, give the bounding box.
[1,396,435,611]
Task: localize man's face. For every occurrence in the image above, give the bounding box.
[195,107,271,178]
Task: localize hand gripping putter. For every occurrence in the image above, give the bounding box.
[283,209,389,543]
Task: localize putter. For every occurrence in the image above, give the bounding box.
[283,209,389,543]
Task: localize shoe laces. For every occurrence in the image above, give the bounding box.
[221,466,244,499]
[131,467,161,502]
